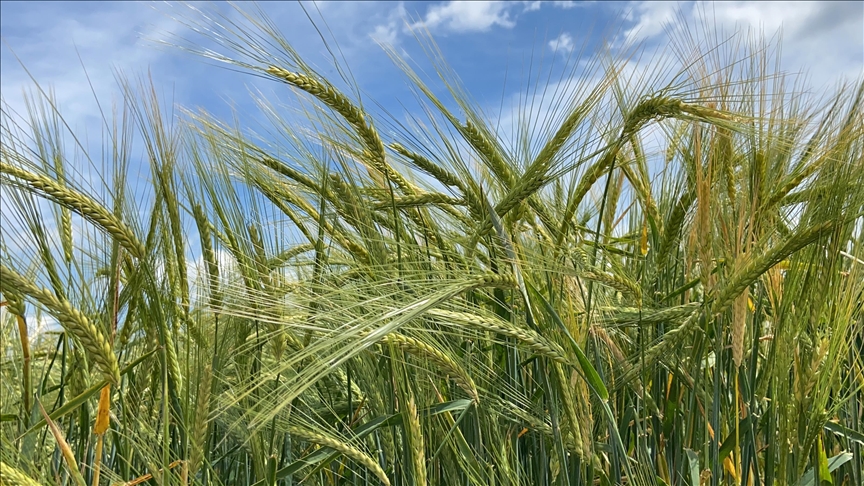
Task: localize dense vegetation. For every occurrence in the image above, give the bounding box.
[2,4,862,486]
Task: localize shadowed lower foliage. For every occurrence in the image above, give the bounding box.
[1,4,863,486]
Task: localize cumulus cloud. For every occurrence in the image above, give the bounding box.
[622,1,863,91]
[551,1,587,9]
[548,33,576,55]
[409,1,516,33]
[374,1,592,43]
[371,3,408,45]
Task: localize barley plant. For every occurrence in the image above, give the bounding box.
[1,3,863,486]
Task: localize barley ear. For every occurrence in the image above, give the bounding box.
[1,162,145,260]
[378,333,479,404]
[731,287,749,368]
[460,119,516,189]
[406,397,427,486]
[288,425,391,486]
[190,364,213,476]
[191,203,222,312]
[1,461,42,486]
[265,66,413,194]
[1,264,120,386]
[427,308,570,365]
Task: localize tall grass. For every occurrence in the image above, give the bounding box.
[2,4,863,486]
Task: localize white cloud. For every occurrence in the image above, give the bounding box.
[375,1,593,43]
[552,1,588,9]
[622,1,863,92]
[523,1,543,12]
[371,3,408,45]
[410,1,516,33]
[549,33,576,55]
[622,1,681,42]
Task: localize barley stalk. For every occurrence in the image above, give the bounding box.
[1,162,144,260]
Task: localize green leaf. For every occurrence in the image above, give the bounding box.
[824,420,864,446]
[795,452,852,486]
[684,449,700,486]
[524,280,608,401]
[20,347,158,438]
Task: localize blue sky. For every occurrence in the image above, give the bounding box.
[2,1,861,148]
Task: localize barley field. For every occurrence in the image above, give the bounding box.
[1,3,862,486]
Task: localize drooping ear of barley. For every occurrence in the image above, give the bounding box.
[191,202,222,312]
[0,461,42,486]
[4,292,32,414]
[714,220,836,313]
[460,119,516,190]
[552,363,587,459]
[0,162,145,260]
[265,66,414,195]
[287,425,391,486]
[427,308,571,365]
[378,332,479,404]
[0,264,120,385]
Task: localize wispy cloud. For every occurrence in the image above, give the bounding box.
[1,3,178,134]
